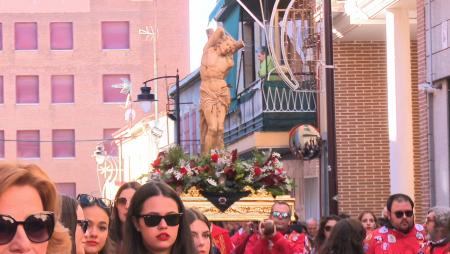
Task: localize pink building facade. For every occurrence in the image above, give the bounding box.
[0,0,189,196]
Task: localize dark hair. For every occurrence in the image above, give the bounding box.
[386,193,414,212]
[358,211,378,229]
[258,46,269,55]
[315,215,342,249]
[318,218,366,254]
[122,180,196,254]
[80,196,112,254]
[186,208,213,254]
[60,195,78,254]
[110,181,141,244]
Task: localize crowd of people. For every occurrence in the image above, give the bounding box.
[0,162,449,254]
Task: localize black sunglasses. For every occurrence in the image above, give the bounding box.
[394,210,414,219]
[115,197,128,206]
[271,211,290,220]
[0,212,55,245]
[77,219,89,233]
[138,213,183,227]
[77,194,112,209]
[324,225,334,232]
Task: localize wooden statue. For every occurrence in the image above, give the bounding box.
[200,27,244,154]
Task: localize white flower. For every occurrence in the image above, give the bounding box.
[174,172,183,180]
[272,152,281,158]
[206,178,217,187]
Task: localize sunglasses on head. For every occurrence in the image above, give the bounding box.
[77,194,112,209]
[138,213,183,227]
[0,212,55,245]
[115,197,128,206]
[77,219,89,233]
[271,211,290,220]
[394,210,414,219]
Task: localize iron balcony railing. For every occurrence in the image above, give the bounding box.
[224,78,317,144]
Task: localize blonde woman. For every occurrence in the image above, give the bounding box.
[0,162,71,253]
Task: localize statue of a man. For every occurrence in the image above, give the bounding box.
[200,27,244,154]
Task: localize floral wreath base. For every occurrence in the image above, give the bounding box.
[150,147,293,212]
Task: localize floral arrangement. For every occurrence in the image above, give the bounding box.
[150,146,293,197]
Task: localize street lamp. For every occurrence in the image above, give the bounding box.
[136,82,156,113]
[138,71,181,145]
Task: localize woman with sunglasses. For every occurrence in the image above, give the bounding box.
[318,218,366,254]
[122,180,196,254]
[78,194,113,254]
[61,195,89,254]
[312,215,341,254]
[0,162,71,253]
[109,181,141,253]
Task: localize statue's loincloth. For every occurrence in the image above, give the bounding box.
[200,82,230,113]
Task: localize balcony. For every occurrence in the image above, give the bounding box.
[224,78,317,146]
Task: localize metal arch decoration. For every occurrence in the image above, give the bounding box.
[268,0,318,91]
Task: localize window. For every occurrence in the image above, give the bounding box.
[102,74,129,102]
[51,75,74,103]
[0,76,3,104]
[0,23,3,50]
[15,22,38,50]
[17,130,40,158]
[101,21,130,49]
[103,129,119,156]
[16,76,39,104]
[0,130,4,158]
[50,22,73,50]
[52,129,75,158]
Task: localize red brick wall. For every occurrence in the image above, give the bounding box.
[334,41,391,216]
[334,40,421,217]
[415,0,431,222]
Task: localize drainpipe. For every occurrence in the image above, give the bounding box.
[324,0,338,215]
[427,0,436,206]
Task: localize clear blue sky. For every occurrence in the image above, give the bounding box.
[189,0,217,71]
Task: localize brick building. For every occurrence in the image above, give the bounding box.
[0,0,189,196]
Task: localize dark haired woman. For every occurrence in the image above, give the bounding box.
[358,211,378,247]
[186,208,220,254]
[312,215,341,254]
[122,180,197,254]
[109,181,141,252]
[61,195,88,254]
[318,218,366,254]
[78,194,112,254]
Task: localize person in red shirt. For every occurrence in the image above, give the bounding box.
[233,201,308,254]
[365,193,426,254]
[211,223,234,254]
[424,206,450,254]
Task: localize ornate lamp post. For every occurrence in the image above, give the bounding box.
[139,72,180,145]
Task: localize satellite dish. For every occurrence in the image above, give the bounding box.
[124,109,136,122]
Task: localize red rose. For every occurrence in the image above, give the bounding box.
[211,154,219,163]
[254,167,262,176]
[151,158,161,168]
[231,149,238,162]
[180,167,188,175]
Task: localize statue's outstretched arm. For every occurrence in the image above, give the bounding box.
[204,27,225,49]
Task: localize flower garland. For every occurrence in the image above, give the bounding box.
[150,146,293,197]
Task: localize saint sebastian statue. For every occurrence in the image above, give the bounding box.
[200,27,244,154]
